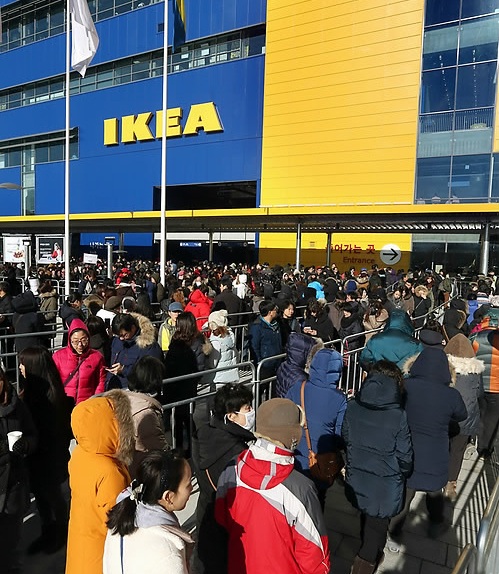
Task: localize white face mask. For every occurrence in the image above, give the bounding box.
[234,409,255,431]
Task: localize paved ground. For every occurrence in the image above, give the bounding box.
[22,448,496,574]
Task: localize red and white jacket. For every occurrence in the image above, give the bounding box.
[215,438,330,574]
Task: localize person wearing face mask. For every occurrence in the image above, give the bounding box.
[191,384,255,574]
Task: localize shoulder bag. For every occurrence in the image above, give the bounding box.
[300,380,344,485]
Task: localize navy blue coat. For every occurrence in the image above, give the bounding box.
[342,372,413,518]
[248,317,283,373]
[275,332,321,398]
[107,313,163,389]
[404,347,467,491]
[287,348,346,473]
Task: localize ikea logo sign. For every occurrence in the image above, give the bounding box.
[103,102,223,145]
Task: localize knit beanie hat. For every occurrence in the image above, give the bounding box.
[444,333,476,359]
[208,309,228,331]
[256,399,303,450]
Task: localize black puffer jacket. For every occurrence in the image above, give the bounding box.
[342,372,413,518]
[192,417,254,574]
[0,385,38,515]
[11,291,47,352]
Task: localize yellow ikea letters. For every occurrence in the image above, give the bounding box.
[103,102,223,145]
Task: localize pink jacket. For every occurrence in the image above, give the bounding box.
[53,319,106,404]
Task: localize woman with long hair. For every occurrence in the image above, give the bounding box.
[103,450,194,574]
[19,346,71,554]
[163,312,212,453]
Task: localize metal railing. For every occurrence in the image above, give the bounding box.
[476,474,499,574]
[452,544,477,574]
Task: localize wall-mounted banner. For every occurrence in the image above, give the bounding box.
[3,236,29,263]
[36,235,65,263]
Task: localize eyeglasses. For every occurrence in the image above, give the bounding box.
[71,337,88,346]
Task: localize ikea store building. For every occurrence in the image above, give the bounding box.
[1,0,499,271]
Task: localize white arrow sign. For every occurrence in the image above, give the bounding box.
[380,243,401,265]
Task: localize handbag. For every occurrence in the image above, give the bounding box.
[300,381,344,485]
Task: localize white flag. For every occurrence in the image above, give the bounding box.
[69,0,99,77]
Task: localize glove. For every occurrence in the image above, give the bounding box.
[11,436,29,457]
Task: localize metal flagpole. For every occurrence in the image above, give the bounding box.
[64,0,71,298]
[159,0,169,285]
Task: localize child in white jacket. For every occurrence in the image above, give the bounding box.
[103,450,194,574]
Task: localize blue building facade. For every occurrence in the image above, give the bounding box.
[0,0,266,253]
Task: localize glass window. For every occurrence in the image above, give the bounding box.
[132,57,150,81]
[450,154,490,201]
[69,141,79,160]
[9,149,22,167]
[0,152,6,169]
[80,73,96,93]
[425,0,460,26]
[35,144,49,164]
[421,68,456,113]
[422,25,458,69]
[35,81,50,102]
[461,0,499,18]
[23,87,35,105]
[456,62,496,109]
[247,34,265,56]
[22,12,35,44]
[9,17,22,48]
[115,0,132,15]
[97,64,114,88]
[97,0,114,20]
[35,6,50,41]
[50,80,64,99]
[490,153,499,200]
[416,156,452,201]
[459,17,499,64]
[0,95,7,111]
[50,4,65,36]
[69,76,80,96]
[9,89,22,109]
[48,142,64,162]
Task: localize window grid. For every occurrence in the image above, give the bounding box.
[0,0,162,53]
[0,28,265,112]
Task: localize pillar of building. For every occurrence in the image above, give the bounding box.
[208,231,214,262]
[479,223,490,275]
[326,232,332,267]
[295,222,302,271]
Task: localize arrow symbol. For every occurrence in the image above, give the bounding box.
[382,248,399,261]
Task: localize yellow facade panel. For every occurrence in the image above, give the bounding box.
[261,0,425,250]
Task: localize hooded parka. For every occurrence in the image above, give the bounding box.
[360,309,424,371]
[403,348,467,491]
[66,392,134,574]
[53,319,106,404]
[342,372,413,518]
[275,333,323,398]
[286,348,346,473]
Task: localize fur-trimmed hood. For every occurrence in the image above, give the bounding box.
[38,289,57,299]
[403,350,456,386]
[446,354,485,376]
[72,389,135,466]
[130,312,157,349]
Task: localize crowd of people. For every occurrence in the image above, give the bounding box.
[0,256,498,574]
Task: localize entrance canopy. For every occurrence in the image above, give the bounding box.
[0,203,497,234]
